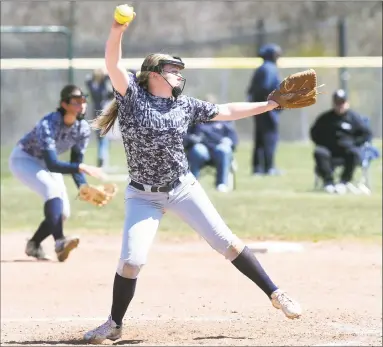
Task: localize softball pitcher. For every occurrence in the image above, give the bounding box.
[81,9,317,343]
[8,85,105,262]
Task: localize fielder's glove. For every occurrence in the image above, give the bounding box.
[78,183,118,207]
[267,69,324,110]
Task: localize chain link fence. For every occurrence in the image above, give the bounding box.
[1,65,381,146]
[1,1,382,145]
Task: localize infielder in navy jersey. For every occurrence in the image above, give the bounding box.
[9,85,105,262]
[84,13,302,344]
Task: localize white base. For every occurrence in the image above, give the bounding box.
[248,241,304,253]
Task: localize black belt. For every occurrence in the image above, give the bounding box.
[129,178,182,193]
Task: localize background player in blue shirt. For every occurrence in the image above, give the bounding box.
[247,44,282,176]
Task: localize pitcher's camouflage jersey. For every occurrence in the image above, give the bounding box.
[114,78,219,185]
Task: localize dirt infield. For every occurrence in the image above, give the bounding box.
[1,233,382,346]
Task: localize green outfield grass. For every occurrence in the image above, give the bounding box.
[1,141,382,241]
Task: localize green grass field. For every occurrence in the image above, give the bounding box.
[1,141,382,242]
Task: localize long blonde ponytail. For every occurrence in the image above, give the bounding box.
[89,99,118,136]
[91,53,174,136]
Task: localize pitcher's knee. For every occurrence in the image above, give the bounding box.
[117,259,144,279]
[223,236,246,261]
[212,234,245,262]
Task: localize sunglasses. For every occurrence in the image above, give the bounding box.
[67,96,88,106]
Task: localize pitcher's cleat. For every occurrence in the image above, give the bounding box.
[25,240,52,261]
[271,289,302,319]
[55,236,80,262]
[84,315,122,344]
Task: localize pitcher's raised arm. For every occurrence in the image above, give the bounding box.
[105,7,136,96]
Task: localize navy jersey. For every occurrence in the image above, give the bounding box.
[185,121,238,152]
[19,111,91,159]
[114,77,219,185]
[247,60,281,129]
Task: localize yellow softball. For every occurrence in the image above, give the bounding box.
[114,4,134,25]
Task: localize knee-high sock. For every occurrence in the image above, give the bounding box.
[30,220,51,245]
[111,273,137,326]
[43,197,64,241]
[232,246,278,297]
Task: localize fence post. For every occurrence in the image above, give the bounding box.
[379,67,383,139]
[255,19,266,55]
[67,0,75,84]
[299,109,309,142]
[220,69,230,103]
[337,17,348,93]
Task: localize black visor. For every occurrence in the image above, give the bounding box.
[141,56,185,73]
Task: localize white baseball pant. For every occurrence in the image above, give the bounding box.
[8,146,71,219]
[117,172,245,279]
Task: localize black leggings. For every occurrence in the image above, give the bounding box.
[314,146,361,184]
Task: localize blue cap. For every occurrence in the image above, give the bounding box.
[258,44,282,60]
[333,89,347,103]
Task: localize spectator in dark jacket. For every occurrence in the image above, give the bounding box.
[185,109,238,193]
[310,89,372,194]
[247,43,282,176]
